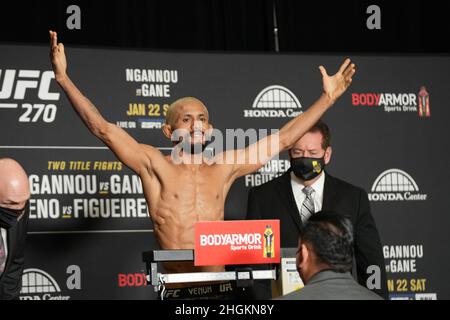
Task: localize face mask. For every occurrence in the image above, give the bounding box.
[0,202,28,229]
[290,156,325,181]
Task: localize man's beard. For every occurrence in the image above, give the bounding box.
[187,142,208,155]
[172,132,214,157]
[183,131,211,155]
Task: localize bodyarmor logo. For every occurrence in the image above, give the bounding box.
[312,160,322,174]
[244,85,302,118]
[418,86,430,118]
[351,86,431,118]
[263,225,275,258]
[368,169,427,201]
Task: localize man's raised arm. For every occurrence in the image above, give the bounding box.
[230,58,355,178]
[49,30,156,175]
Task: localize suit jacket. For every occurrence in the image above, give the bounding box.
[246,170,388,299]
[0,211,29,300]
[277,269,383,300]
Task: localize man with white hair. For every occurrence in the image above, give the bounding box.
[0,158,30,300]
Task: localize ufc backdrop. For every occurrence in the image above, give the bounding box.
[0,44,449,300]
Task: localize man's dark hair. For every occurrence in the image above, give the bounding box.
[299,211,354,272]
[309,120,331,150]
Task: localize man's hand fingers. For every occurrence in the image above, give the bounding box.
[349,67,356,78]
[345,68,356,84]
[338,58,351,74]
[343,64,355,78]
[319,65,328,78]
[50,30,58,49]
[58,43,64,53]
[53,32,58,48]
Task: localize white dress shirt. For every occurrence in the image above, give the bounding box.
[0,227,7,261]
[290,171,326,215]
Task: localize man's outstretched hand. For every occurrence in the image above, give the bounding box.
[49,30,67,83]
[319,58,356,105]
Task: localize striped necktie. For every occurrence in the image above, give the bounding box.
[300,186,315,223]
[0,231,6,275]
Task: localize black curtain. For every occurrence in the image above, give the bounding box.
[1,0,449,52]
[275,0,450,53]
[0,0,274,51]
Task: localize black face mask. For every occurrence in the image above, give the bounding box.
[0,201,28,229]
[290,156,325,181]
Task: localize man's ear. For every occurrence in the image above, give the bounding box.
[324,146,332,165]
[297,243,308,271]
[162,124,173,139]
[301,243,309,267]
[288,148,294,159]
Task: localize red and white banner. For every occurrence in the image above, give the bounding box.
[194,220,280,266]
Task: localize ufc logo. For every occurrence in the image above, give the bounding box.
[0,69,60,105]
[164,289,181,298]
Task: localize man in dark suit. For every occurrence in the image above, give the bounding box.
[246,121,388,299]
[0,158,30,300]
[277,211,382,300]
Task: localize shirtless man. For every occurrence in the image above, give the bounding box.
[48,31,355,276]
